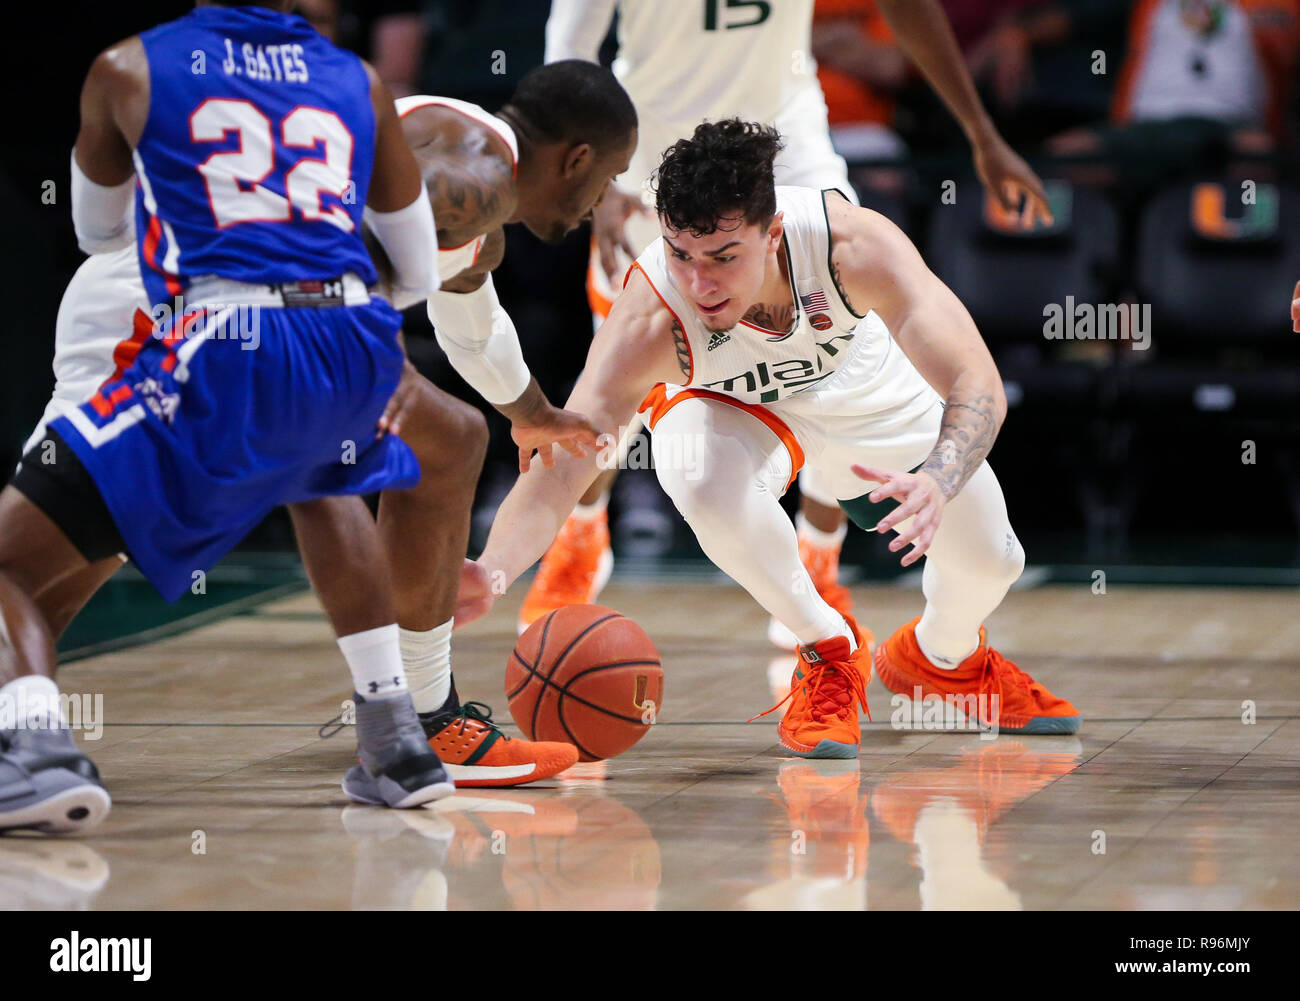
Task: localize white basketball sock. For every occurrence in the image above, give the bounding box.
[338,624,407,700]
[401,619,453,714]
[0,674,66,729]
[572,494,609,519]
[795,511,847,549]
[915,622,977,670]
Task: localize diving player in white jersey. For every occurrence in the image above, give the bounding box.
[459,120,1080,760]
[19,61,639,790]
[525,0,1054,653]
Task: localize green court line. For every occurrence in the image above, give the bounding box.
[59,579,308,665]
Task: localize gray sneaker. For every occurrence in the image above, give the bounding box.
[0,727,111,834]
[341,693,455,808]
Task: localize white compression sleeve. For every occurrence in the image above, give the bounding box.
[650,397,852,647]
[364,181,441,301]
[70,152,135,254]
[544,0,618,63]
[427,274,531,406]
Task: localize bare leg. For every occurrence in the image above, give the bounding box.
[36,558,124,641]
[799,495,846,533]
[377,376,488,631]
[579,468,618,507]
[0,486,88,685]
[289,497,396,637]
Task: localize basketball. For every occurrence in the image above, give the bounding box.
[506,605,664,762]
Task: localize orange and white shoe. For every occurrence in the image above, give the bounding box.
[874,618,1082,735]
[517,509,614,635]
[424,701,579,788]
[752,615,872,759]
[768,534,857,651]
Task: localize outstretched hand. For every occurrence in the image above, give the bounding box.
[511,402,605,474]
[592,184,650,285]
[852,465,947,567]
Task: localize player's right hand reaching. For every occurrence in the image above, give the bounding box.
[973,131,1053,230]
[1291,279,1300,333]
[592,182,650,284]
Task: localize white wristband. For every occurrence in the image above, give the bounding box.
[428,275,531,406]
[70,152,135,255]
[364,181,441,301]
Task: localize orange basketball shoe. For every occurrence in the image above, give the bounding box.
[874,618,1081,735]
[768,534,856,651]
[517,510,614,634]
[424,701,579,788]
[753,616,872,759]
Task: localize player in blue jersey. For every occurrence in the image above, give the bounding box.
[0,1,453,833]
[8,56,640,793]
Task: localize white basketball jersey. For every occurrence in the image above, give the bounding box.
[613,0,813,136]
[1127,0,1266,123]
[610,0,832,199]
[52,245,149,403]
[634,186,927,412]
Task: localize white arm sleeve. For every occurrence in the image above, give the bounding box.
[544,0,618,63]
[364,181,441,301]
[70,152,135,255]
[428,274,531,407]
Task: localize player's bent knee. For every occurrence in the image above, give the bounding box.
[995,534,1027,587]
[406,382,489,470]
[653,446,756,530]
[947,531,1025,588]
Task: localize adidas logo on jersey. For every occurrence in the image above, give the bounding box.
[707,330,731,351]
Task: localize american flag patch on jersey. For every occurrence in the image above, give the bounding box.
[800,288,829,313]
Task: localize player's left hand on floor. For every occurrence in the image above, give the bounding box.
[512,404,606,474]
[852,464,947,568]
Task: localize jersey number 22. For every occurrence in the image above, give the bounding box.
[190,98,354,232]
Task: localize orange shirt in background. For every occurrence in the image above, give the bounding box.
[814,0,900,127]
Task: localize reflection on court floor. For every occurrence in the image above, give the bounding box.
[4,579,1295,910]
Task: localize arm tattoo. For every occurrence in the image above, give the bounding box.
[422,144,511,246]
[919,389,1000,500]
[671,318,692,379]
[829,257,862,316]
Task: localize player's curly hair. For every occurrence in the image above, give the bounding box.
[653,119,784,237]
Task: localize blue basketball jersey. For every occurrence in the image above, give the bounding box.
[133,5,378,307]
